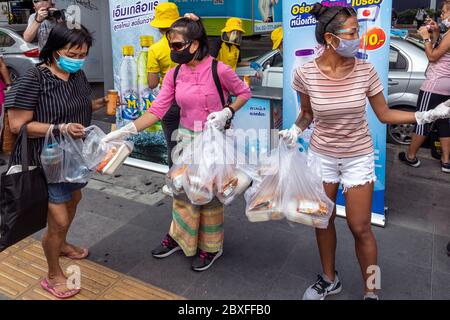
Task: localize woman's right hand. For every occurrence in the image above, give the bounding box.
[101,122,138,143]
[62,123,86,139]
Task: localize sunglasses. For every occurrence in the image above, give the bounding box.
[168,40,192,51]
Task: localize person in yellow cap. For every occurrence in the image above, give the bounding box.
[148,2,180,89]
[147,2,181,196]
[210,17,258,71]
[271,26,283,52]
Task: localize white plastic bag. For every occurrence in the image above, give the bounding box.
[181,128,217,205]
[166,125,251,205]
[244,150,283,222]
[40,125,64,183]
[83,125,134,176]
[279,140,334,229]
[61,129,92,183]
[82,125,110,170]
[213,128,251,205]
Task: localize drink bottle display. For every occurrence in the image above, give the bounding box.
[120,45,139,123]
[137,35,161,132]
[292,49,315,112]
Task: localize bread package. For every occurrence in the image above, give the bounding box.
[246,194,284,222]
[96,143,132,176]
[183,166,215,205]
[284,198,330,228]
[166,164,187,194]
[216,169,252,205]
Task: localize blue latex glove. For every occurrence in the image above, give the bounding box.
[250,61,262,71]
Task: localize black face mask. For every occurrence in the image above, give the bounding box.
[170,44,196,65]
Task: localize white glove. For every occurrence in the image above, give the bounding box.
[206,108,233,130]
[101,122,138,143]
[415,99,450,125]
[279,124,303,147]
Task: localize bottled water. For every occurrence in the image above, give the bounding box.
[136,36,161,132]
[137,36,153,113]
[120,45,139,122]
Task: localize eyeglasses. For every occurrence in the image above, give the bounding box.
[169,40,192,51]
[336,26,360,35]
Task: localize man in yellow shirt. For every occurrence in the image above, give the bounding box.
[148,2,180,196]
[211,17,258,71]
[148,2,179,89]
[271,26,282,52]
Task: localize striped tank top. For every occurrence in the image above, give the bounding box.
[292,59,384,158]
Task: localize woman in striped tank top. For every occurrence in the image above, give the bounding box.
[280,3,450,300]
[399,1,450,173]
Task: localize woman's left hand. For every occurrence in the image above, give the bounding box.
[418,26,431,39]
[92,96,109,111]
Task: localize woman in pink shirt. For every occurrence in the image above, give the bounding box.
[399,1,450,173]
[104,16,251,272]
[280,3,450,300]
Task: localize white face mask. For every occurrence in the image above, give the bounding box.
[330,34,360,58]
[442,15,450,28]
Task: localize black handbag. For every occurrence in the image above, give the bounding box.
[0,125,48,251]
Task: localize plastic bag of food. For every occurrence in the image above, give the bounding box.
[166,163,188,195]
[165,125,220,205]
[244,148,284,222]
[95,142,133,176]
[181,127,218,205]
[40,125,64,183]
[279,140,334,229]
[61,129,92,183]
[213,129,252,205]
[244,171,284,222]
[82,125,109,170]
[165,126,203,197]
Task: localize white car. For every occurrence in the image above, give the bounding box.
[0,26,40,82]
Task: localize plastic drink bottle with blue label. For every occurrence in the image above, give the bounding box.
[137,35,161,133]
[137,35,153,113]
[120,45,139,123]
[292,49,315,112]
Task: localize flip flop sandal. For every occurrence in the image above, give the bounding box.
[40,278,80,299]
[60,248,89,260]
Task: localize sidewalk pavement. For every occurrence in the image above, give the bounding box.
[0,142,449,300]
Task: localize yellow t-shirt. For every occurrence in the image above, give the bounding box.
[217,42,240,71]
[147,36,177,86]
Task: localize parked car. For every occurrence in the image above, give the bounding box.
[0,26,39,82]
[236,36,428,145]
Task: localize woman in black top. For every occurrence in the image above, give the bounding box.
[5,23,108,299]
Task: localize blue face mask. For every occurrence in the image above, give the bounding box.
[331,35,360,58]
[55,52,86,73]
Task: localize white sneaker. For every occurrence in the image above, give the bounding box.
[162,185,174,197]
[302,272,342,300]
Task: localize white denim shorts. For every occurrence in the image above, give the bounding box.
[307,149,377,192]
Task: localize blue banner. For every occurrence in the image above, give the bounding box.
[170,0,283,35]
[282,0,392,218]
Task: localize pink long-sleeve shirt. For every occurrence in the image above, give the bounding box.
[149,56,252,131]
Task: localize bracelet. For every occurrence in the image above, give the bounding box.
[63,123,72,135]
[424,38,432,42]
[35,15,43,23]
